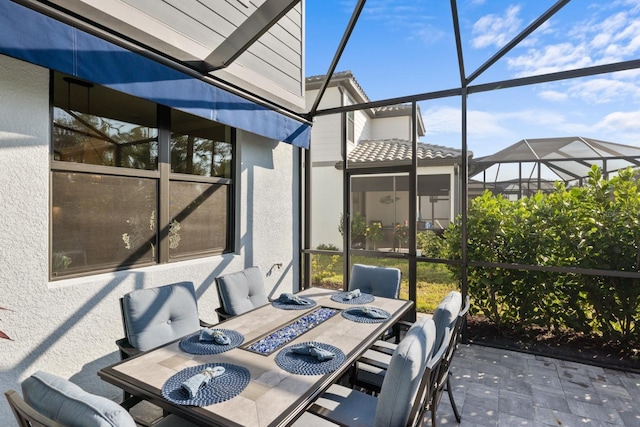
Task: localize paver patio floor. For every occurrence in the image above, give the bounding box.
[431,344,640,427]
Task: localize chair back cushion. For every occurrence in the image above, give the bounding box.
[21,371,136,427]
[216,266,268,316]
[375,317,436,427]
[432,291,462,349]
[348,264,401,299]
[122,281,201,351]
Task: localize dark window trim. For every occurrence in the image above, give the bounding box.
[49,71,236,280]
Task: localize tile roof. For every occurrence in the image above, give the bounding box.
[345,139,464,165]
[305,70,370,104]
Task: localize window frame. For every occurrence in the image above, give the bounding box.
[49,72,236,280]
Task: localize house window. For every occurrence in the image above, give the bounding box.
[50,72,234,279]
[347,110,355,143]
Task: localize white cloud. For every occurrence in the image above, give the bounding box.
[467,110,517,141]
[595,110,640,132]
[423,106,572,140]
[507,43,594,76]
[567,78,640,104]
[410,24,446,45]
[422,106,572,155]
[472,5,522,49]
[422,106,461,135]
[356,0,445,45]
[507,5,640,77]
[539,90,568,101]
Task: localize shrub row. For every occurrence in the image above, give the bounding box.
[445,166,640,344]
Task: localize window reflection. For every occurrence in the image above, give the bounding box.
[52,75,158,170]
[50,72,234,279]
[171,110,232,178]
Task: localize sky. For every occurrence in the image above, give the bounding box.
[305,0,640,158]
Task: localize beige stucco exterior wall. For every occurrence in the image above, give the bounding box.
[0,54,299,425]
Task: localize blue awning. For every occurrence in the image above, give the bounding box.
[0,0,310,149]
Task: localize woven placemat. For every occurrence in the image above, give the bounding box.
[179,329,244,355]
[330,291,375,305]
[342,306,391,323]
[271,298,317,310]
[275,342,345,375]
[161,363,250,406]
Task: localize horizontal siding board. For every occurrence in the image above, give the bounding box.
[120,0,303,99]
[130,0,301,77]
[124,0,227,42]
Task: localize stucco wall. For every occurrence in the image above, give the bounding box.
[0,54,299,425]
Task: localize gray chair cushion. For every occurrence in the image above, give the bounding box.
[432,291,462,349]
[216,266,269,316]
[375,317,436,427]
[309,383,378,427]
[348,264,401,299]
[21,371,136,427]
[122,281,201,351]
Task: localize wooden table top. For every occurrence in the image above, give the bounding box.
[99,287,414,427]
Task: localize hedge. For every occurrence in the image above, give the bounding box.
[445,166,640,344]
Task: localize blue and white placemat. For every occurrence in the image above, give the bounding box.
[330,291,375,305]
[342,306,391,323]
[271,298,317,310]
[161,363,250,406]
[275,342,345,375]
[179,329,244,355]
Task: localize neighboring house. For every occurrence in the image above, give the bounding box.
[306,71,466,250]
[0,1,307,424]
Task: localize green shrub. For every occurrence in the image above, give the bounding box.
[416,230,443,258]
[316,243,339,251]
[338,212,367,239]
[445,166,640,344]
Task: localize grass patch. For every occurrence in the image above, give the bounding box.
[311,253,459,313]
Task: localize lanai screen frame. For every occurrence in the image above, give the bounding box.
[301,0,640,310]
[469,137,640,199]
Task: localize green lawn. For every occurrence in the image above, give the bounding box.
[311,254,459,313]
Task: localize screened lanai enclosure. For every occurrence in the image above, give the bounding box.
[469,136,640,200]
[303,0,640,368]
[13,0,639,368]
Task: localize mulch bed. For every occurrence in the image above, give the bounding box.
[465,315,640,373]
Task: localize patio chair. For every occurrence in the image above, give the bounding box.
[116,281,205,360]
[429,295,470,426]
[115,281,208,416]
[349,263,402,341]
[292,318,447,427]
[351,292,470,426]
[5,371,197,427]
[348,263,401,299]
[351,291,464,393]
[214,266,269,321]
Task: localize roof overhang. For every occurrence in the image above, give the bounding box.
[1,0,310,148]
[11,0,306,114]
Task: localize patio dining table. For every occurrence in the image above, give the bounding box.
[98,287,414,427]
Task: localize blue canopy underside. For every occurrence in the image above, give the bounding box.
[0,0,310,149]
